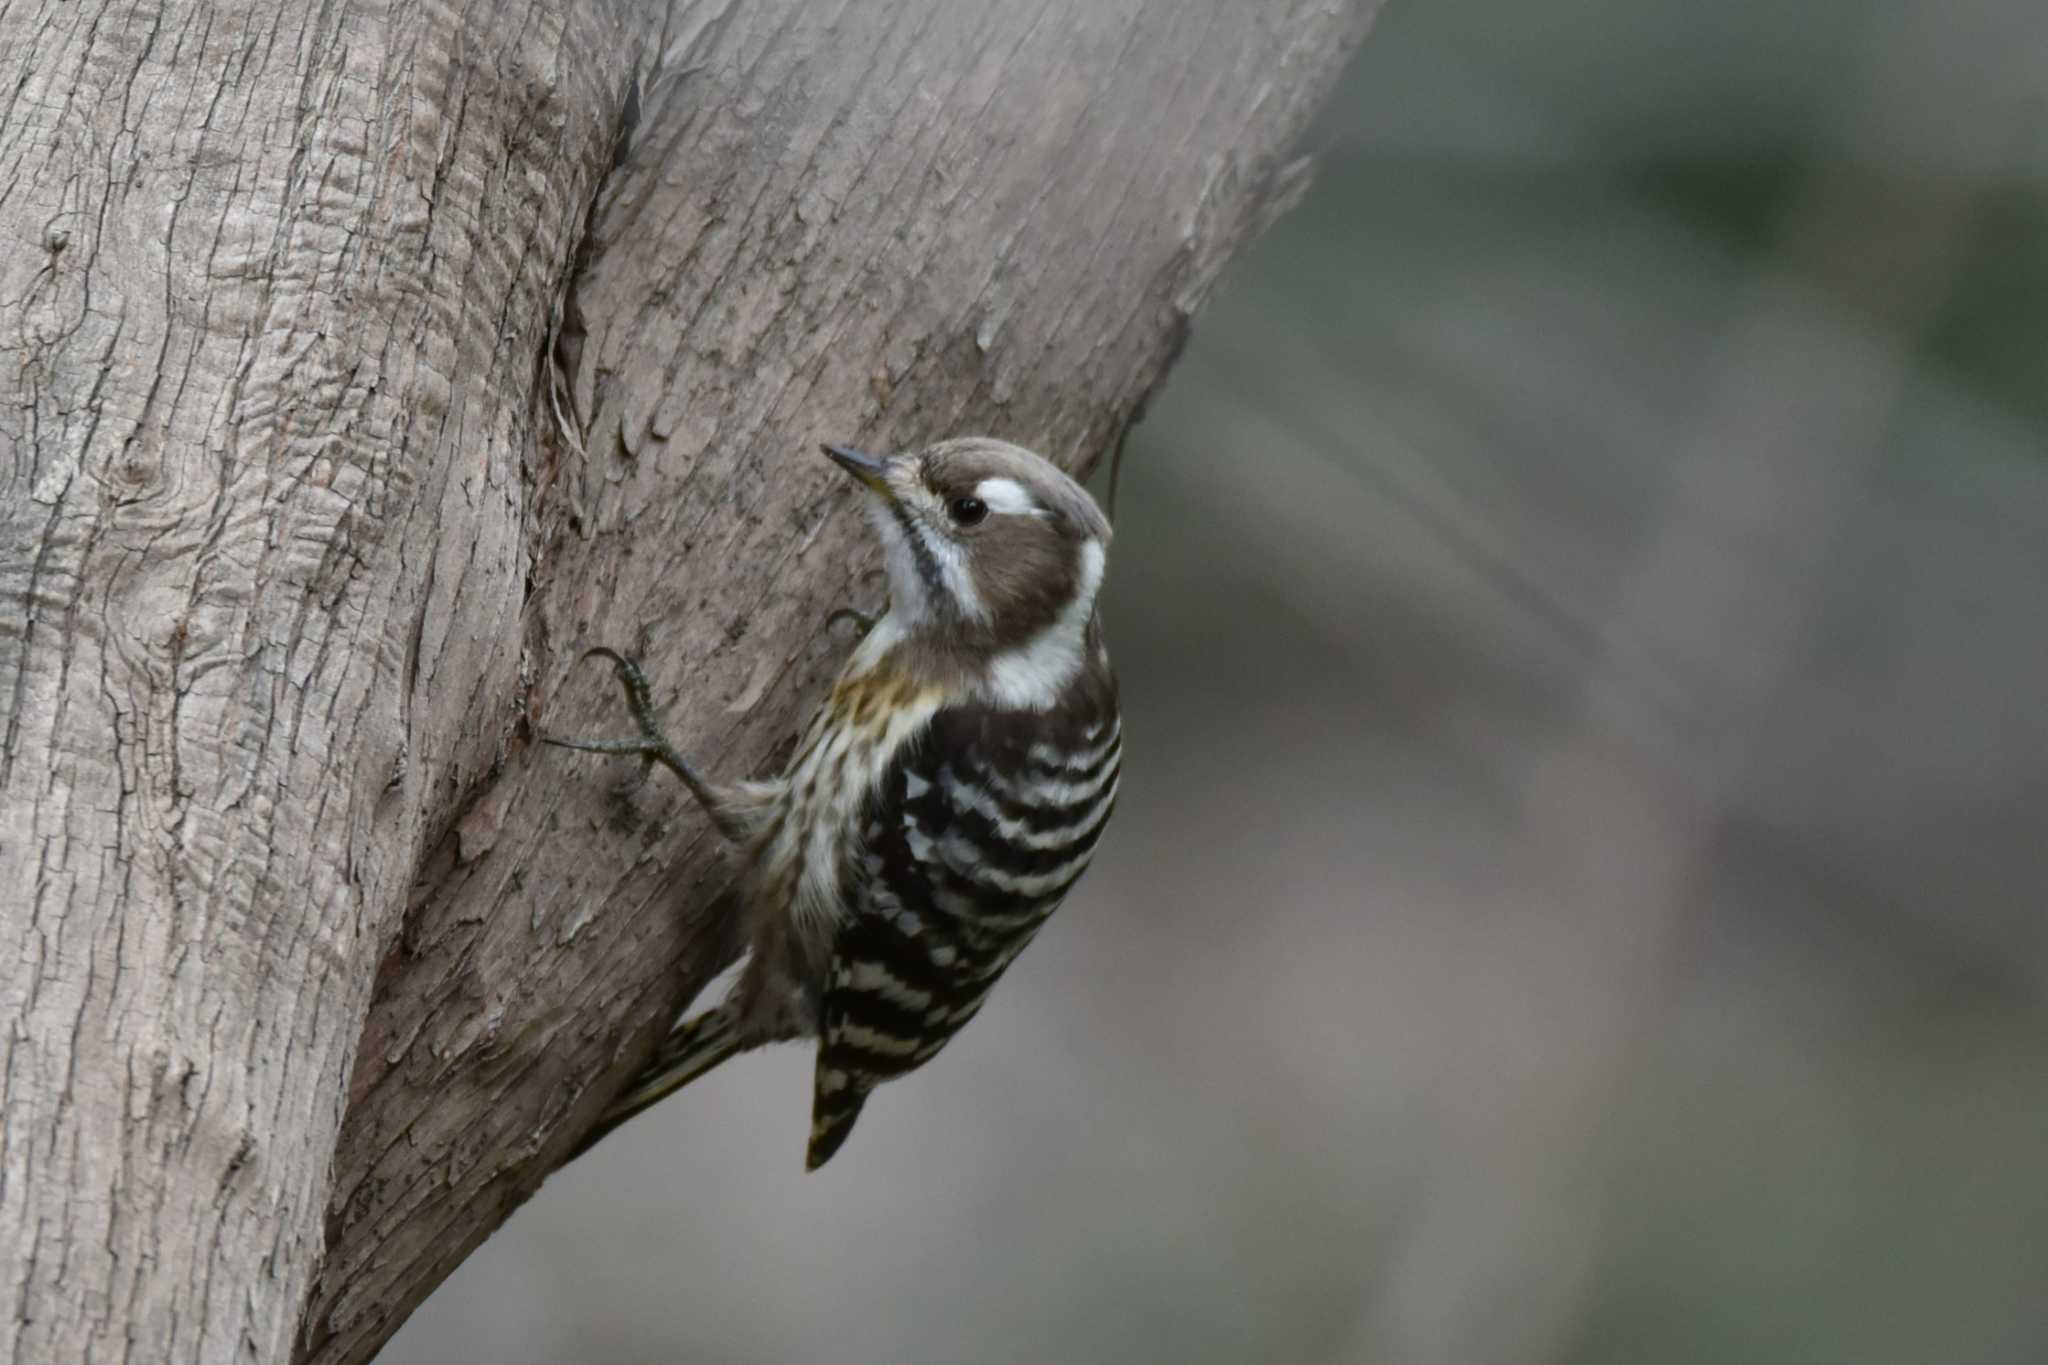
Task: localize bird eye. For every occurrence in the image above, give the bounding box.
[947,496,988,526]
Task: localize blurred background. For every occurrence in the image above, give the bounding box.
[387,0,2048,1360]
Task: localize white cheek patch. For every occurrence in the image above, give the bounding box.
[867,502,930,627]
[973,476,1042,517]
[914,516,990,623]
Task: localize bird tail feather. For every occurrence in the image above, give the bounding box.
[567,1007,744,1160]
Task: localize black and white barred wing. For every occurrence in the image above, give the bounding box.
[806,701,1122,1169]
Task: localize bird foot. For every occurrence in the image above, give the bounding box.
[546,647,744,841]
[544,647,684,767]
[825,605,878,637]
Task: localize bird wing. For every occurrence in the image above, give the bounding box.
[806,691,1121,1170]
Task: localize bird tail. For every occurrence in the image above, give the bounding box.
[805,1072,874,1171]
[568,1006,744,1161]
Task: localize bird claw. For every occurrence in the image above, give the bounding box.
[543,647,685,771]
[825,605,878,637]
[546,646,746,842]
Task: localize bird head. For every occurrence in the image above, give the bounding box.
[823,437,1113,707]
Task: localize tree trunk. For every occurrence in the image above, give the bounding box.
[0,1,1374,1360]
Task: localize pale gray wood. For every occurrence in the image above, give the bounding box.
[0,1,1374,1361]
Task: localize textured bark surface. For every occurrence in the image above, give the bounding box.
[0,1,635,1359]
[0,1,1373,1361]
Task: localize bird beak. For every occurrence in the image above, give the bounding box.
[821,443,893,497]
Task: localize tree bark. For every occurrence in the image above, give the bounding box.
[0,1,1374,1361]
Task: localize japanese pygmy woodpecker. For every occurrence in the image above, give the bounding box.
[552,437,1121,1169]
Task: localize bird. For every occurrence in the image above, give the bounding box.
[548,436,1121,1170]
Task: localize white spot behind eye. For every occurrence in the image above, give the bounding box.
[972,477,1041,517]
